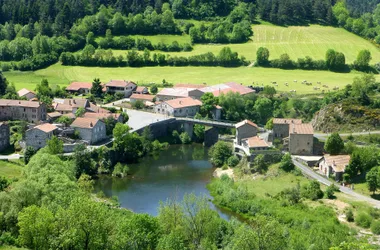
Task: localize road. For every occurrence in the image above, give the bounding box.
[0,154,22,160]
[124,109,171,132]
[314,130,380,141]
[291,157,380,208]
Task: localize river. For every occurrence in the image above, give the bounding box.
[94,144,232,220]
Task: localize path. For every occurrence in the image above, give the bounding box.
[314,130,380,141]
[291,156,380,208]
[0,154,22,160]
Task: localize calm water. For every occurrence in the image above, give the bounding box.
[94,144,231,219]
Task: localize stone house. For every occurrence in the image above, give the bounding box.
[130,94,155,104]
[156,87,195,102]
[25,123,58,150]
[53,98,110,115]
[17,88,36,100]
[154,97,202,117]
[241,136,270,151]
[289,123,314,155]
[70,117,106,144]
[83,112,124,123]
[235,120,258,145]
[0,99,46,123]
[105,80,137,97]
[273,118,302,140]
[66,82,92,94]
[0,122,10,152]
[319,154,351,181]
[133,86,149,94]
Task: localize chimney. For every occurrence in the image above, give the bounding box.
[69,100,71,105]
[90,122,93,127]
[73,100,76,104]
[179,101,182,104]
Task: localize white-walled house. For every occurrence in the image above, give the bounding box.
[154,97,202,117]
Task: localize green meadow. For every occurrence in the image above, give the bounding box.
[5,63,376,94]
[0,160,24,179]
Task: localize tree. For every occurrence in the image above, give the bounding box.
[354,50,372,70]
[262,86,276,98]
[193,124,205,142]
[252,154,268,173]
[46,136,63,155]
[301,180,324,200]
[150,84,158,94]
[208,141,232,167]
[0,176,10,191]
[324,132,344,155]
[75,107,86,117]
[180,132,191,144]
[265,118,273,130]
[366,167,379,195]
[256,47,270,66]
[91,78,103,97]
[200,92,217,117]
[0,70,8,96]
[227,155,240,167]
[24,146,36,164]
[73,144,97,178]
[279,153,294,172]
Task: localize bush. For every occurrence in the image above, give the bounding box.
[371,221,380,235]
[324,184,339,199]
[179,132,191,144]
[279,153,294,172]
[301,180,324,201]
[345,208,354,222]
[112,162,129,178]
[355,212,372,228]
[227,155,240,167]
[208,141,233,167]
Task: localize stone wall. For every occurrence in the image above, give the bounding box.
[289,134,313,155]
[0,123,10,152]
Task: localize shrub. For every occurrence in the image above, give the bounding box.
[112,162,129,178]
[324,184,339,199]
[227,155,240,167]
[371,221,380,235]
[279,153,294,172]
[179,132,191,144]
[301,180,324,201]
[355,212,372,228]
[345,208,354,222]
[208,141,233,167]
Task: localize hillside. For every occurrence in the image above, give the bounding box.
[109,24,380,63]
[312,101,380,132]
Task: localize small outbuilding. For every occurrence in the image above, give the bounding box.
[235,120,258,145]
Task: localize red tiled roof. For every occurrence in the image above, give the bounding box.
[0,99,42,108]
[47,112,62,118]
[71,117,101,129]
[175,83,205,89]
[66,82,92,91]
[273,118,302,125]
[243,136,270,148]
[235,119,258,128]
[157,87,193,97]
[199,82,255,97]
[164,97,202,109]
[106,80,136,88]
[290,123,314,135]
[135,86,147,92]
[34,123,57,133]
[130,94,155,101]
[87,103,110,113]
[324,154,351,172]
[17,88,35,97]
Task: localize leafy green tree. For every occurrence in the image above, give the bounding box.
[56,116,73,127]
[354,49,372,70]
[180,132,191,144]
[24,146,36,164]
[46,136,63,155]
[91,78,103,97]
[262,85,276,98]
[73,144,97,178]
[265,118,273,130]
[18,205,55,250]
[75,107,86,117]
[150,84,158,94]
[366,167,379,195]
[256,47,269,66]
[301,180,324,200]
[252,154,268,173]
[208,141,232,167]
[200,92,218,117]
[0,70,8,96]
[77,174,94,193]
[324,132,344,155]
[193,124,205,143]
[227,155,240,167]
[279,153,294,172]
[0,176,10,191]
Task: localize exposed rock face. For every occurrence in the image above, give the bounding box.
[312,102,380,133]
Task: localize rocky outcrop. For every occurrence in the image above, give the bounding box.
[312,102,380,133]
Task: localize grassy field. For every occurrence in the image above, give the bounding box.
[110,24,380,63]
[5,63,378,94]
[0,160,24,179]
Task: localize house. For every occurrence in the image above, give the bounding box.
[70,117,106,144]
[130,94,155,104]
[25,123,58,150]
[0,122,10,152]
[133,86,149,94]
[17,88,36,100]
[53,98,110,114]
[154,97,202,117]
[190,82,256,100]
[235,120,258,145]
[273,118,302,139]
[156,87,196,102]
[241,136,270,151]
[105,80,137,97]
[47,112,62,122]
[0,99,46,123]
[289,123,314,155]
[66,82,92,94]
[211,105,222,120]
[319,154,351,181]
[83,112,124,123]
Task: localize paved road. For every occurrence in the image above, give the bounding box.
[124,109,171,132]
[315,130,380,141]
[292,157,380,208]
[0,154,22,160]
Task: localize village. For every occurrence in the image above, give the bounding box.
[0,79,352,184]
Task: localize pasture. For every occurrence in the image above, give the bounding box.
[5,63,377,94]
[110,24,380,63]
[0,160,24,179]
